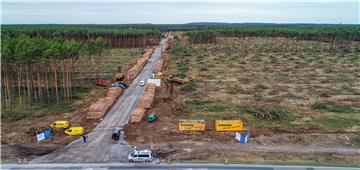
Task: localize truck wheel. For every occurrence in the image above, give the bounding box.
[145,159,150,163]
[129,159,133,163]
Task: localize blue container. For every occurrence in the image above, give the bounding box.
[43,130,53,138]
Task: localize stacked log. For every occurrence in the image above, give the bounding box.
[153,59,164,73]
[130,108,147,123]
[146,84,156,94]
[127,47,154,81]
[136,84,156,109]
[107,87,123,98]
[137,94,155,109]
[143,47,154,60]
[87,87,123,119]
[87,47,155,119]
[130,84,156,123]
[87,99,112,119]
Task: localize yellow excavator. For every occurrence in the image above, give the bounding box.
[166,73,202,85]
[152,71,201,85]
[152,72,163,78]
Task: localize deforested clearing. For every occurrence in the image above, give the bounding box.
[124,32,360,165]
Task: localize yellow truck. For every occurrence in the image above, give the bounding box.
[50,121,69,129]
[65,127,85,136]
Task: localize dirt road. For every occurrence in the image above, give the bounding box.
[31,38,167,163]
[3,163,360,170]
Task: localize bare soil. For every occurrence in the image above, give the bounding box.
[1,88,104,163]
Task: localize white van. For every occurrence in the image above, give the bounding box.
[128,149,154,163]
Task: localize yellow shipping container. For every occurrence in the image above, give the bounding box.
[215,120,243,131]
[179,119,205,131]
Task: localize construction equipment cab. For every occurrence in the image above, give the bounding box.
[151,72,162,78]
[50,121,69,129]
[128,149,154,163]
[154,72,162,77]
[112,128,121,141]
[64,127,84,136]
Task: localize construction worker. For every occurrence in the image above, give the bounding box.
[83,133,88,143]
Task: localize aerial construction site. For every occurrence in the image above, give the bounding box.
[1,2,360,169]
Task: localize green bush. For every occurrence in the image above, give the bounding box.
[1,109,34,121]
[311,102,328,110]
[312,116,360,130]
[185,100,235,113]
[352,135,360,145]
[311,101,360,113]
[229,84,245,94]
[181,81,197,92]
[243,106,294,122]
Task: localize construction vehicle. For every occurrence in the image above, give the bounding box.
[151,72,163,78]
[111,81,128,89]
[165,73,202,85]
[50,121,69,129]
[65,127,85,136]
[112,128,121,141]
[166,75,187,85]
[188,73,202,81]
[128,149,154,163]
[114,66,125,82]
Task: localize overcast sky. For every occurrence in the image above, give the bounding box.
[1,1,359,24]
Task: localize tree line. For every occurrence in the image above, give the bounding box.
[1,33,107,108]
[3,26,162,48]
[186,26,360,44]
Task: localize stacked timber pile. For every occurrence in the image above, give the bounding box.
[87,47,155,119]
[107,87,123,98]
[87,87,123,119]
[160,36,173,68]
[127,47,154,81]
[87,98,112,119]
[130,108,147,123]
[143,47,154,60]
[153,59,164,73]
[162,43,167,54]
[127,57,143,81]
[161,35,173,59]
[146,83,156,94]
[164,31,171,39]
[130,84,156,123]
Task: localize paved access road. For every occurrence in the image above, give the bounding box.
[3,163,359,170]
[31,38,167,163]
